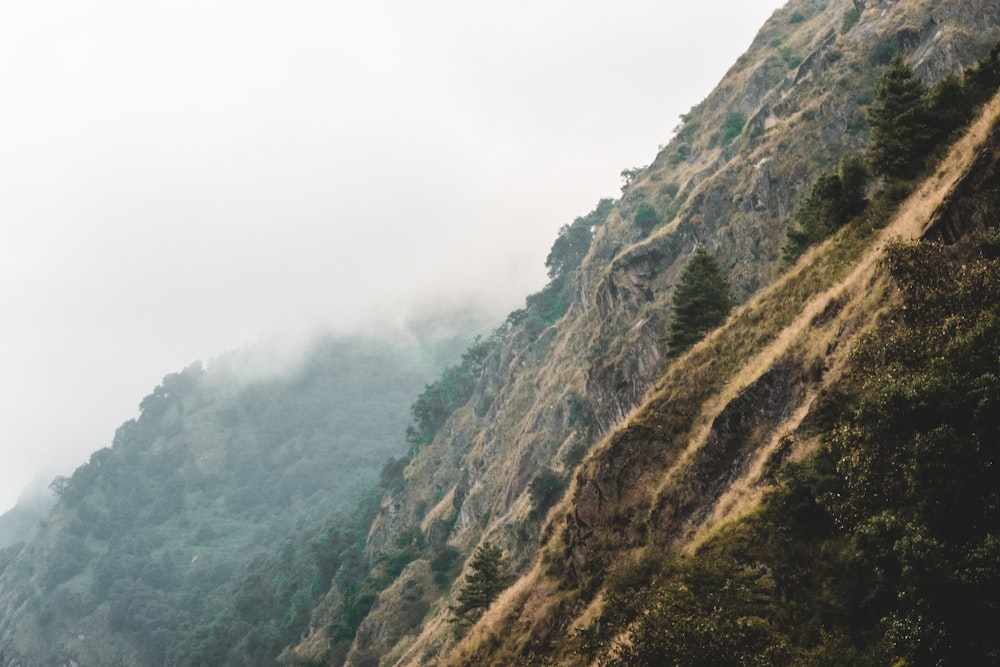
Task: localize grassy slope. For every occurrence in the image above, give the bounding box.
[441,89,1000,667]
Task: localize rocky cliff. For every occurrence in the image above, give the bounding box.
[283,1,1000,664]
[2,1,998,665]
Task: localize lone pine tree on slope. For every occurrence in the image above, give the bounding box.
[667,246,734,357]
[451,541,514,627]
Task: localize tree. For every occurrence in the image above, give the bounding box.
[451,541,514,626]
[545,198,612,281]
[782,153,869,265]
[667,247,734,356]
[868,56,933,180]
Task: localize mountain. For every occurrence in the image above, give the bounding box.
[0,326,481,666]
[276,0,1000,664]
[5,0,1000,665]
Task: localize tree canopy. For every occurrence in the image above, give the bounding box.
[667,247,734,356]
[868,56,933,180]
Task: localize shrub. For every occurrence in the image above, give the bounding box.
[720,112,747,145]
[528,468,566,517]
[841,5,861,34]
[634,203,659,235]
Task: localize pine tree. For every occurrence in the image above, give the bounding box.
[868,55,933,180]
[451,541,514,626]
[667,247,734,357]
[782,153,870,265]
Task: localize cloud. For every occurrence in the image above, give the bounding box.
[0,0,785,511]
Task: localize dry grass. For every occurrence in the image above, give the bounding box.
[671,86,1000,555]
[389,45,1000,667]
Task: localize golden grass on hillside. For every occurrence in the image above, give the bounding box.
[438,82,1000,667]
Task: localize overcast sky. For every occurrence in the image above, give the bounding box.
[0,0,786,513]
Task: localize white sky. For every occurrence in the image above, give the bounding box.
[0,0,786,513]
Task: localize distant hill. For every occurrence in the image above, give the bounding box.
[0,482,55,550]
[0,325,481,665]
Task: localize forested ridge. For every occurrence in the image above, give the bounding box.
[0,332,475,666]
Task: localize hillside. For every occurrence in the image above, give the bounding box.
[279,0,1000,665]
[0,329,477,666]
[3,0,1000,665]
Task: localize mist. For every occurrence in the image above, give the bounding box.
[0,0,786,512]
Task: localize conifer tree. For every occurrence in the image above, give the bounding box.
[451,541,514,626]
[868,55,933,180]
[667,247,733,357]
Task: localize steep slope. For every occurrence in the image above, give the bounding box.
[0,329,475,666]
[450,89,1000,667]
[284,1,1000,664]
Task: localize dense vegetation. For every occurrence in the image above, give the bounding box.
[312,201,613,659]
[784,46,1000,265]
[0,333,470,666]
[513,198,612,337]
[599,229,1000,665]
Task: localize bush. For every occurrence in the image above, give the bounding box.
[528,468,566,517]
[841,5,861,34]
[451,542,514,626]
[634,203,659,235]
[782,153,870,265]
[719,112,746,145]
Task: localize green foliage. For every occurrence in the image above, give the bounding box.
[605,557,791,666]
[781,47,802,69]
[783,153,870,265]
[634,202,659,235]
[667,143,691,166]
[841,3,861,34]
[516,198,613,338]
[667,247,734,357]
[407,335,494,448]
[620,167,644,192]
[786,46,1000,268]
[546,199,611,281]
[821,233,1000,663]
[868,56,934,180]
[712,112,747,147]
[379,456,409,493]
[528,468,566,518]
[430,546,461,586]
[603,230,1000,665]
[869,39,899,67]
[0,332,469,667]
[451,541,514,626]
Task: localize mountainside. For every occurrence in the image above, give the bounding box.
[3,0,1000,665]
[0,484,54,551]
[0,329,477,666]
[279,0,1000,665]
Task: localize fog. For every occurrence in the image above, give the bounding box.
[0,0,786,512]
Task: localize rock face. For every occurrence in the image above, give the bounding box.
[289,1,1000,664]
[926,122,1000,243]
